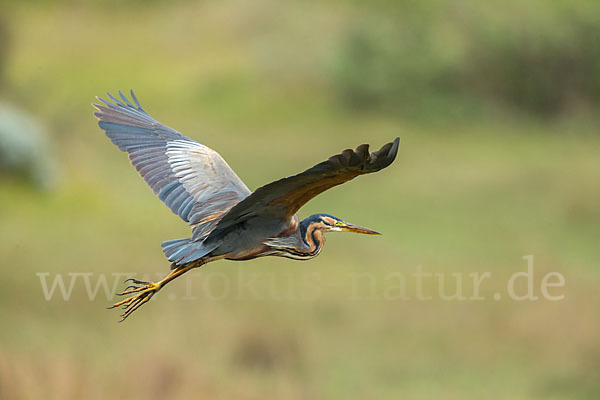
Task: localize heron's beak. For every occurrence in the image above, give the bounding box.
[340,223,381,235]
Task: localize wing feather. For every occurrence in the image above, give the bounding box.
[208,137,400,239]
[94,91,251,246]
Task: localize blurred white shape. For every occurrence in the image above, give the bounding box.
[0,104,57,189]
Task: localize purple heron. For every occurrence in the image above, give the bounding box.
[94,91,399,321]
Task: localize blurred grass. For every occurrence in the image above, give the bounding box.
[0,1,599,399]
[334,0,600,118]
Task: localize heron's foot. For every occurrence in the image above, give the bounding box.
[108,278,161,322]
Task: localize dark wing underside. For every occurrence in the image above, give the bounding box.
[207,137,400,240]
[93,91,251,246]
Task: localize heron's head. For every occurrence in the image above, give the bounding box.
[301,214,381,236]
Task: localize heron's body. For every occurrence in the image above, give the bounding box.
[94,91,399,321]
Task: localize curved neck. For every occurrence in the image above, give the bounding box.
[301,221,325,256]
[265,218,327,260]
[265,220,323,260]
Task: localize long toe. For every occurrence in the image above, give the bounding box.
[108,282,160,320]
[119,290,155,322]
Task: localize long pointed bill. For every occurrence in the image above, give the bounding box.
[340,223,381,235]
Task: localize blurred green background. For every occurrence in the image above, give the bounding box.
[1,0,599,399]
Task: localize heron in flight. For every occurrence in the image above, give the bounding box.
[94,91,399,321]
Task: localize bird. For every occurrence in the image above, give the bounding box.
[93,90,400,321]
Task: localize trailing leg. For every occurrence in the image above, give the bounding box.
[109,263,198,322]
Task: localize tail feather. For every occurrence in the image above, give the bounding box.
[162,238,191,258]
[161,238,218,268]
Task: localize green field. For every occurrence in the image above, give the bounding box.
[1,1,599,399]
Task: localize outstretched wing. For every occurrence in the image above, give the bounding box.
[93,90,251,241]
[208,137,400,239]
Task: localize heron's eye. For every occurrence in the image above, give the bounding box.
[335,220,344,226]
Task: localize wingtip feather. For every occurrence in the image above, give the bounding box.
[389,137,400,157]
[130,89,144,111]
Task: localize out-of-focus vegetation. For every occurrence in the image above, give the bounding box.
[335,0,600,118]
[0,1,599,399]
